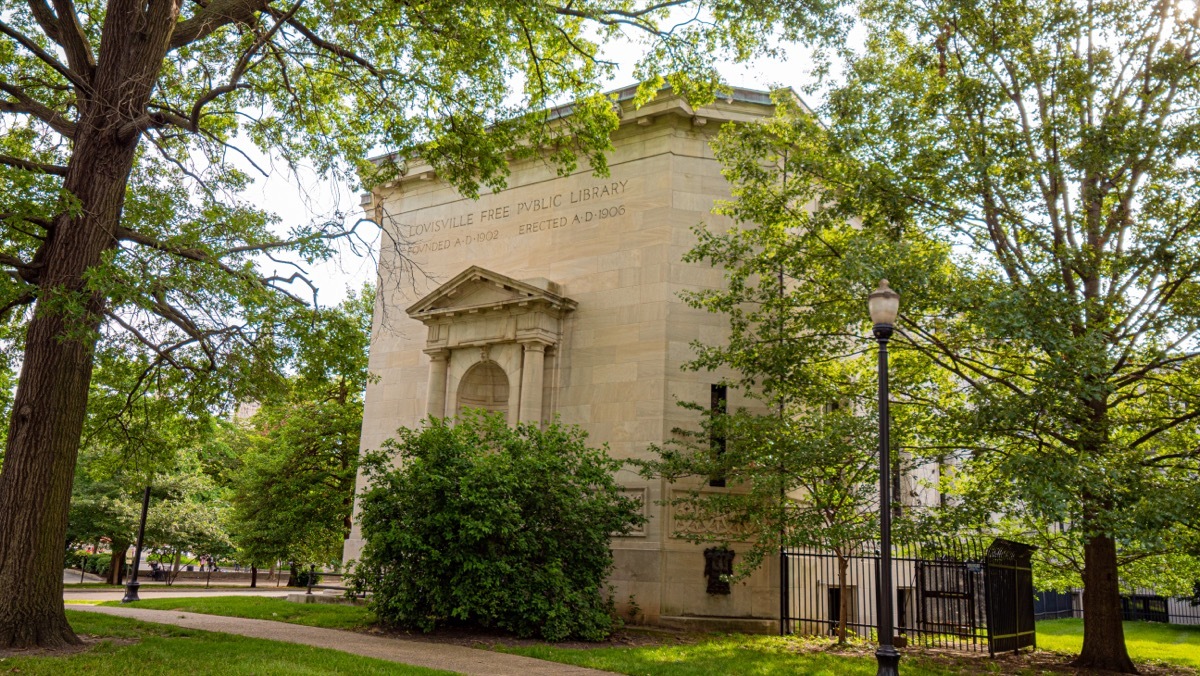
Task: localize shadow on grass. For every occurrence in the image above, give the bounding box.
[98,595,376,631]
[0,611,450,676]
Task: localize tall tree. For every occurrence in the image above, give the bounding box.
[704,0,1200,666]
[66,355,224,585]
[637,109,952,643]
[228,285,371,578]
[142,465,233,583]
[63,458,137,584]
[0,0,845,647]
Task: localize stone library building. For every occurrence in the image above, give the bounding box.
[345,86,791,631]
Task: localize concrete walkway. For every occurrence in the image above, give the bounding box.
[64,587,290,602]
[71,605,614,676]
[62,568,105,583]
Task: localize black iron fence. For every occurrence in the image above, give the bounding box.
[780,537,1036,656]
[1033,589,1075,620]
[1035,589,1200,626]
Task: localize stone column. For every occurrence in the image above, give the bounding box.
[424,349,449,418]
[518,341,547,425]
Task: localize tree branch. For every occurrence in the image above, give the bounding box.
[267,6,383,78]
[550,1,689,22]
[169,0,271,50]
[0,79,77,137]
[1128,408,1200,451]
[0,290,36,321]
[0,18,90,90]
[49,0,96,77]
[0,153,67,176]
[115,226,243,279]
[26,0,62,44]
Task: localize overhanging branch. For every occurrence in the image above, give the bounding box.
[169,0,272,50]
[0,79,77,137]
[0,153,68,176]
[0,19,90,90]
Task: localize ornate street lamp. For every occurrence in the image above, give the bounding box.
[868,279,901,676]
[121,486,152,604]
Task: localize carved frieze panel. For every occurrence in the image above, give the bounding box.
[668,489,753,542]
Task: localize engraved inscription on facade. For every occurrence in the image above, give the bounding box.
[399,179,632,255]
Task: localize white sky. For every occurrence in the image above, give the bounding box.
[246,36,825,307]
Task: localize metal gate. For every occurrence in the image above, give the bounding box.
[916,556,984,640]
[983,539,1036,656]
[781,537,1037,657]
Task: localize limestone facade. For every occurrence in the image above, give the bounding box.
[347,86,785,626]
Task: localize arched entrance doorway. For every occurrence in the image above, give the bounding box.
[456,361,510,416]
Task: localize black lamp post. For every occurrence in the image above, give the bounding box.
[869,279,901,676]
[121,486,152,604]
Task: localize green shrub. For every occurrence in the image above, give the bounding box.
[86,553,111,576]
[294,569,322,587]
[351,411,644,641]
[64,550,87,570]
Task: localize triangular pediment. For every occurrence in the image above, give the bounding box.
[406,266,575,319]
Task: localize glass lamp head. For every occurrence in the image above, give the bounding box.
[868,279,900,326]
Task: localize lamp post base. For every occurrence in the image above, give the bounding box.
[121,581,141,604]
[875,645,901,675]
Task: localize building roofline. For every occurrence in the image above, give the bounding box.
[366,83,797,168]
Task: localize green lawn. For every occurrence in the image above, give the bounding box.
[502,637,925,675]
[83,597,1200,675]
[1036,618,1200,670]
[501,622,1200,676]
[0,611,450,675]
[98,595,375,631]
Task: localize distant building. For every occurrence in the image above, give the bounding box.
[233,401,261,421]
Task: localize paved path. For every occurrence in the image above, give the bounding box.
[71,605,614,676]
[65,587,292,603]
[62,568,105,584]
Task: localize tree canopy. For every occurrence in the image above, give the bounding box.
[228,284,372,573]
[0,0,847,648]
[688,0,1200,669]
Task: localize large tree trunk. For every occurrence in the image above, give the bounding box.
[0,0,181,648]
[1072,534,1137,673]
[106,542,129,585]
[250,565,258,588]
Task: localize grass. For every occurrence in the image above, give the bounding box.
[497,635,1006,675]
[503,636,879,675]
[99,595,376,631]
[1036,618,1200,669]
[83,597,1200,674]
[0,611,450,675]
[501,621,1200,676]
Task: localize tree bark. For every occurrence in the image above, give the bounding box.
[1072,533,1137,673]
[286,562,300,587]
[836,553,849,644]
[106,542,129,585]
[250,565,258,588]
[169,551,182,586]
[0,1,181,648]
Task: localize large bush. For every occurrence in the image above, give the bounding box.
[351,411,644,641]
